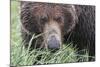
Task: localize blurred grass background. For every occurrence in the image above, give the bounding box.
[11,1,93,66]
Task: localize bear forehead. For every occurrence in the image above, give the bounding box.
[32,5,62,16]
[31,3,74,17]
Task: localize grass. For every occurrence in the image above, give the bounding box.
[10,1,94,66]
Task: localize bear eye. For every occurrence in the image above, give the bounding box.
[54,16,63,23]
[40,16,48,23]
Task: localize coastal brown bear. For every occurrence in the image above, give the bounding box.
[20,1,95,61]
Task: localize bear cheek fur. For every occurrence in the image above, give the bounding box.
[21,8,41,35]
[63,5,79,38]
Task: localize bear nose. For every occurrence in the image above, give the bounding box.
[48,36,60,50]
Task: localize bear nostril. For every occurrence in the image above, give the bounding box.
[48,36,60,50]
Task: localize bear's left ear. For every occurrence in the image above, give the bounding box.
[74,5,82,16]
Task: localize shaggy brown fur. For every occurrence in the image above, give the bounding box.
[20,1,95,61]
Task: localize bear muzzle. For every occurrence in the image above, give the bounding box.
[44,21,62,51]
[47,35,60,50]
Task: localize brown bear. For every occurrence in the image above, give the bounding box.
[20,1,95,61]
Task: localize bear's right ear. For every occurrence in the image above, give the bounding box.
[20,1,24,5]
[75,5,82,16]
[20,1,32,8]
[20,1,25,6]
[20,1,27,8]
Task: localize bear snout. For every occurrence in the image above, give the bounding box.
[47,35,60,50]
[43,21,62,50]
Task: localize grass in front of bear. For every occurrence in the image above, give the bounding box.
[11,1,94,66]
[11,40,77,66]
[11,32,93,66]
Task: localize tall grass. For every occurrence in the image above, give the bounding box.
[11,1,94,66]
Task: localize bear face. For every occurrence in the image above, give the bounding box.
[21,2,79,50]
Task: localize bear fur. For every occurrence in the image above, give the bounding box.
[20,1,95,61]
